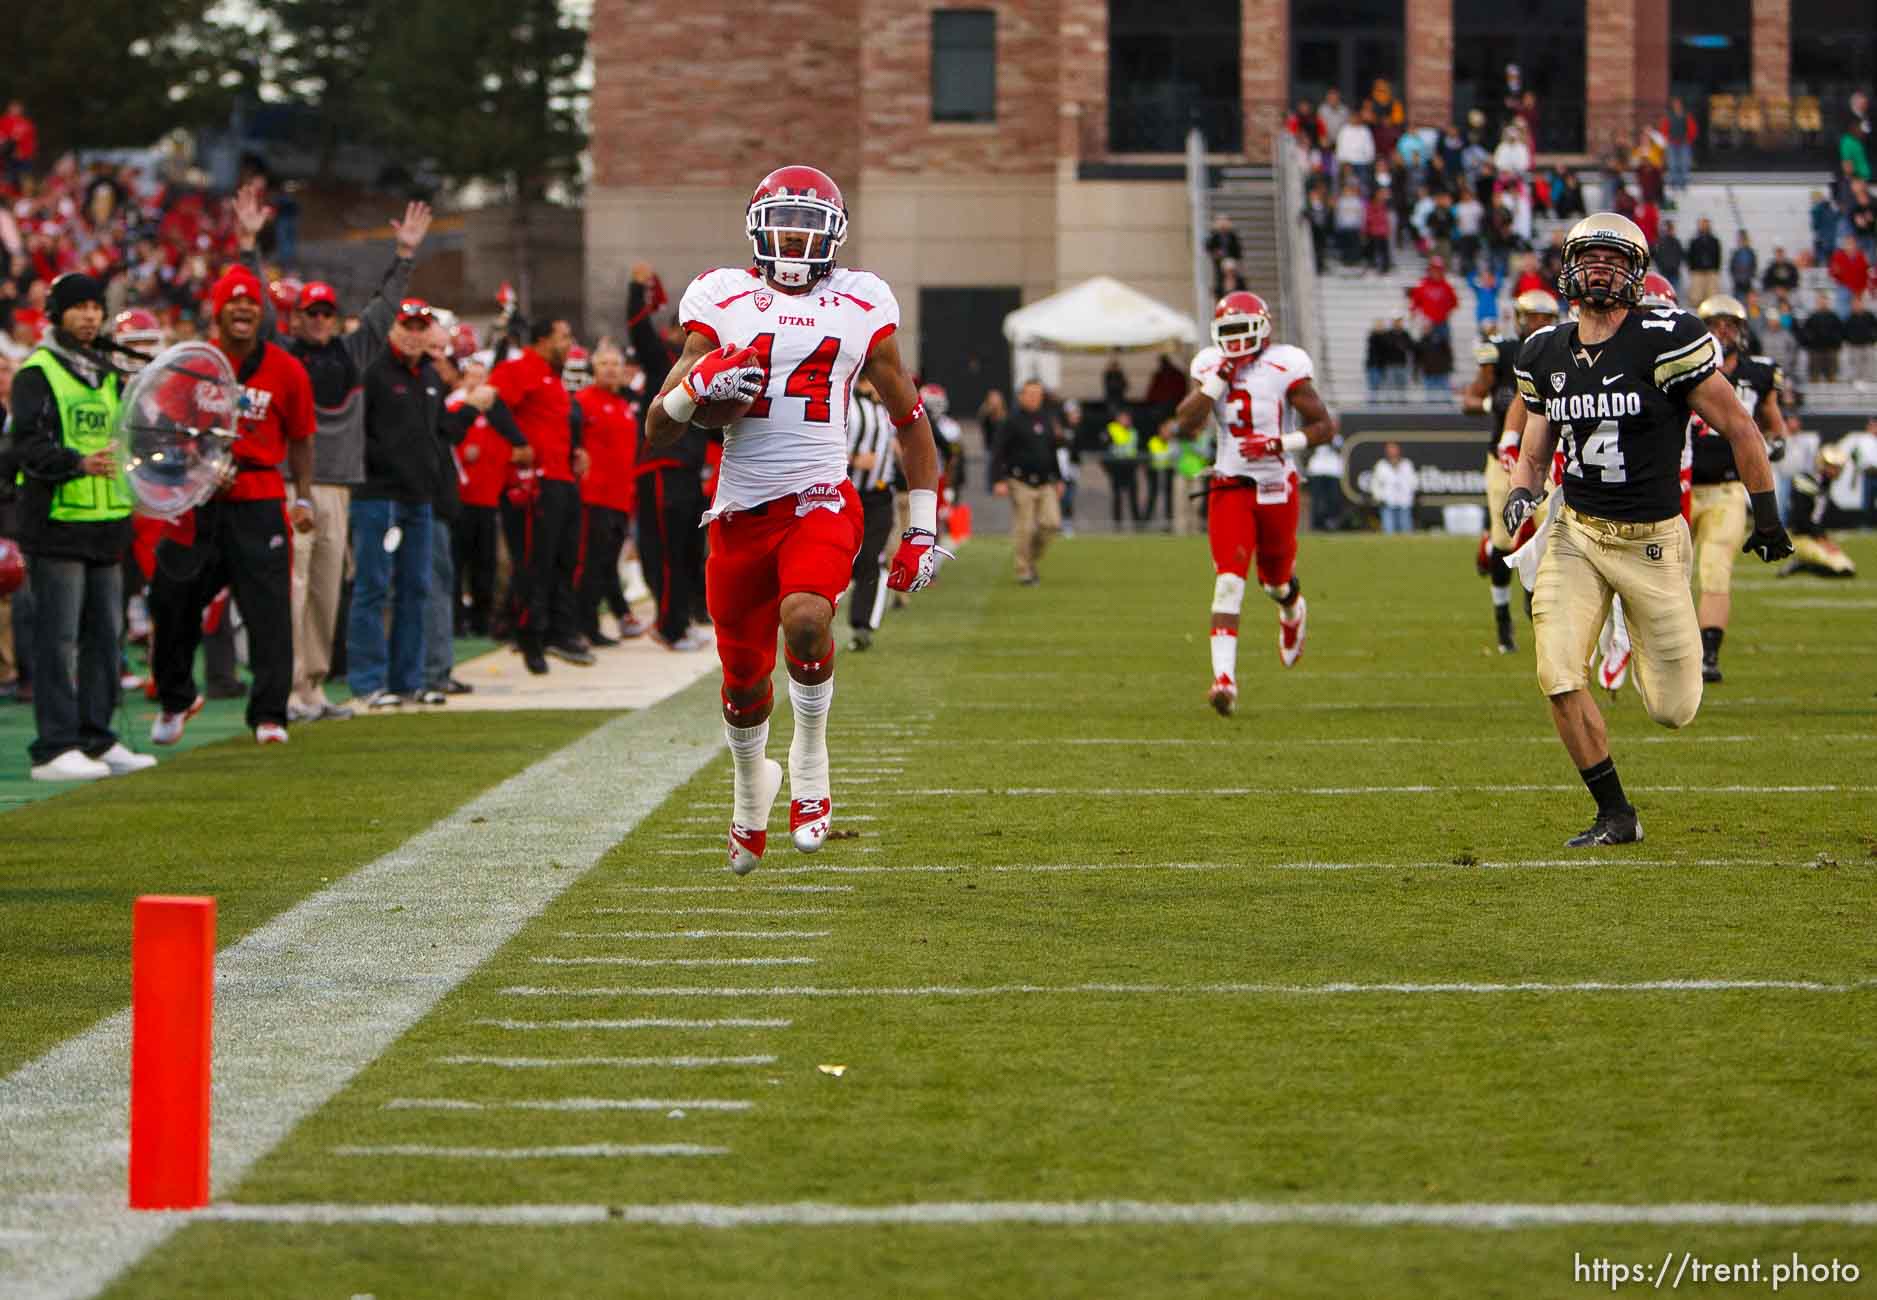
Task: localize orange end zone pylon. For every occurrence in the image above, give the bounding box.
[129,895,215,1210]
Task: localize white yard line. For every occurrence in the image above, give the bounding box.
[498,979,1877,999]
[470,1018,790,1030]
[588,908,835,917]
[0,697,725,1300]
[531,956,818,968]
[602,885,856,895]
[858,734,1877,748]
[332,1144,725,1159]
[1274,859,1789,871]
[435,1055,777,1069]
[554,930,832,940]
[383,1098,754,1112]
[674,814,880,825]
[178,1199,1877,1229]
[904,785,1876,797]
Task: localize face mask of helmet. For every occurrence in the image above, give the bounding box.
[750,200,844,288]
[1212,314,1269,357]
[1563,240,1645,310]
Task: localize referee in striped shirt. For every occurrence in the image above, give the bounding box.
[845,378,898,650]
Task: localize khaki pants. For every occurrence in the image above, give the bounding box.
[289,483,351,714]
[1792,535,1856,575]
[1007,478,1061,580]
[1533,505,1703,728]
[1484,455,1516,551]
[1689,482,1747,596]
[1687,270,1720,310]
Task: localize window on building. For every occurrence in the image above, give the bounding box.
[933,10,997,123]
[1669,0,1752,99]
[1291,0,1404,116]
[1453,0,1586,152]
[1108,0,1242,154]
[1791,0,1877,128]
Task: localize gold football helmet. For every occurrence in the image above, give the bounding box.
[1698,294,1749,353]
[1513,289,1560,338]
[1560,213,1651,309]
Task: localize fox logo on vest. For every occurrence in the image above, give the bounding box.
[794,483,845,517]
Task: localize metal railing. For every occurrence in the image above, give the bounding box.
[1272,132,1326,368]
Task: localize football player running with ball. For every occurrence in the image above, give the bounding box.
[644,165,950,876]
[1505,214,1792,847]
[1175,292,1337,716]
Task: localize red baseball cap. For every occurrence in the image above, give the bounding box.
[396,297,434,323]
[297,281,339,312]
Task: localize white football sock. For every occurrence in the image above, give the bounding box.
[726,720,771,826]
[1210,628,1238,684]
[788,677,834,798]
[1491,585,1511,608]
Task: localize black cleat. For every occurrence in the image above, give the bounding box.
[546,639,597,666]
[1701,660,1723,684]
[1565,808,1644,848]
[847,628,873,652]
[523,649,550,676]
[1495,610,1517,654]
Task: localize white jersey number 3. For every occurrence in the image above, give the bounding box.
[1563,419,1628,483]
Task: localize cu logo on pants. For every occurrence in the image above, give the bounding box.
[1645,543,1663,561]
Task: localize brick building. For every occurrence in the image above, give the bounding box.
[586,0,1867,404]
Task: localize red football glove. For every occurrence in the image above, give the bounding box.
[1496,439,1520,474]
[1236,433,1281,460]
[683,343,765,405]
[885,529,954,593]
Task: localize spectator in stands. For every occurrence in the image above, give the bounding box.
[1844,301,1877,384]
[1830,235,1870,316]
[1102,350,1128,416]
[1812,191,1841,265]
[1801,291,1846,382]
[1425,190,1456,262]
[1317,89,1350,150]
[1302,181,1333,274]
[1333,181,1365,268]
[1306,434,1344,532]
[1687,218,1723,307]
[1363,185,1393,274]
[1415,327,1453,396]
[1655,219,1685,294]
[1763,246,1800,297]
[1840,114,1871,182]
[1365,80,1405,159]
[1453,184,1484,271]
[1372,441,1418,533]
[1660,98,1698,195]
[1759,311,1801,385]
[1409,257,1457,340]
[1465,264,1500,334]
[1633,193,1661,249]
[1336,107,1377,194]
[1287,99,1324,158]
[1365,320,1393,397]
[0,101,37,191]
[1847,178,1877,258]
[1144,353,1187,425]
[1205,215,1242,293]
[1729,230,1759,299]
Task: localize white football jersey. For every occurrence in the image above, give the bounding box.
[1190,342,1315,487]
[679,265,901,517]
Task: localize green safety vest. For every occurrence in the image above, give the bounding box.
[1105,422,1137,457]
[17,349,131,523]
[1147,435,1174,470]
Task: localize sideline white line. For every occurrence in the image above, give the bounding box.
[555,930,832,940]
[588,908,835,917]
[0,697,726,1300]
[334,1144,725,1159]
[471,1018,790,1030]
[604,885,856,895]
[497,979,1877,999]
[866,734,1877,748]
[532,956,818,968]
[383,1098,755,1113]
[1275,859,1788,871]
[181,1199,1877,1229]
[437,1055,777,1068]
[906,785,1876,797]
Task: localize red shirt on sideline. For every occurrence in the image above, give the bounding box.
[490,348,574,482]
[575,386,638,513]
[448,395,512,508]
[216,339,315,503]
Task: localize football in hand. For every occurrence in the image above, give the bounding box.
[693,394,755,429]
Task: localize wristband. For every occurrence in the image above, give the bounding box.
[908,488,938,534]
[1280,431,1308,455]
[1749,489,1781,533]
[293,497,313,511]
[1199,372,1229,401]
[1482,393,1494,416]
[662,384,698,424]
[893,399,925,430]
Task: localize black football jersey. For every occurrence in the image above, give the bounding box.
[1690,354,1783,485]
[1515,308,1718,522]
[1474,333,1520,448]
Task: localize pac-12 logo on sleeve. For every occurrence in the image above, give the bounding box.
[795,483,846,517]
[754,292,773,312]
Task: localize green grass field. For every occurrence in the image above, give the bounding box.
[8,528,1877,1298]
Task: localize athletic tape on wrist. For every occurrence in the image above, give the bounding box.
[908,488,938,534]
[663,383,698,423]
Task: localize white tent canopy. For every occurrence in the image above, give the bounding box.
[1001,276,1201,353]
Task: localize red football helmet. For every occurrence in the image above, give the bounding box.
[111,308,165,373]
[451,322,480,360]
[918,382,949,418]
[269,277,303,315]
[1639,272,1678,308]
[747,165,848,289]
[1212,291,1271,358]
[562,344,592,393]
[0,538,22,598]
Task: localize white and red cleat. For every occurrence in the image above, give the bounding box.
[1207,675,1237,717]
[1277,595,1308,667]
[1597,648,1631,694]
[790,796,832,853]
[728,758,783,877]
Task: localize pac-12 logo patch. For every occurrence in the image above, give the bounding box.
[754,292,773,312]
[1645,543,1663,561]
[1551,373,1567,392]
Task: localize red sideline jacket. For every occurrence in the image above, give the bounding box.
[574,386,638,513]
